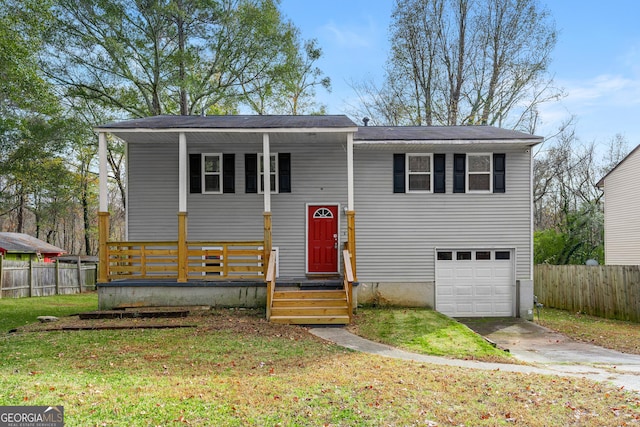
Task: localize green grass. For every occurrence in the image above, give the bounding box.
[350,307,514,363]
[1,295,639,426]
[0,292,98,332]
[535,307,640,355]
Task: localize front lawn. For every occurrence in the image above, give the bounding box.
[1,295,639,426]
[349,307,515,363]
[535,307,640,355]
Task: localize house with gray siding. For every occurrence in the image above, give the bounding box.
[94,115,541,321]
[597,144,640,265]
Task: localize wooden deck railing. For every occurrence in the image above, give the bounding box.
[265,249,277,320]
[342,249,354,321]
[106,240,266,281]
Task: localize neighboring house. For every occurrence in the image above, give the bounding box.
[94,115,541,321]
[0,232,66,262]
[596,144,640,265]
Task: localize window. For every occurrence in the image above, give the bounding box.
[476,251,491,260]
[394,153,445,193]
[202,154,222,193]
[437,251,453,260]
[258,153,278,193]
[407,154,432,192]
[453,153,506,194]
[189,153,235,194]
[245,153,291,194]
[456,251,472,260]
[495,251,511,260]
[467,154,492,192]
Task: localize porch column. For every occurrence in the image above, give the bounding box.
[346,132,357,279]
[98,131,110,283]
[262,133,272,271]
[177,132,188,282]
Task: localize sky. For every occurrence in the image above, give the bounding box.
[279,0,640,150]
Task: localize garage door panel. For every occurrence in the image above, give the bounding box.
[436,249,514,317]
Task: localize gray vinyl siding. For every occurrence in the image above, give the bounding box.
[127,136,349,277]
[353,147,533,283]
[127,137,533,280]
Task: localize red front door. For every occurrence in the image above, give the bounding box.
[307,205,339,273]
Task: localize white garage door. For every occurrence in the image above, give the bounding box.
[435,249,514,317]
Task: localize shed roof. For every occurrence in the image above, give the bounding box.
[96,115,358,131]
[0,232,66,254]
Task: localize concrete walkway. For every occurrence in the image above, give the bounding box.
[308,324,640,394]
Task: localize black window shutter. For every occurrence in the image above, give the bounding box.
[434,153,446,193]
[245,153,258,193]
[393,154,406,193]
[493,153,506,193]
[189,154,202,193]
[278,153,291,193]
[222,154,235,193]
[453,153,466,193]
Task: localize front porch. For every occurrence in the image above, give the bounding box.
[94,115,359,324]
[97,248,357,324]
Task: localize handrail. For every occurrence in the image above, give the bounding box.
[342,249,354,321]
[265,249,277,320]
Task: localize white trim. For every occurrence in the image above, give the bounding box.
[305,203,341,275]
[406,153,433,193]
[178,132,187,210]
[262,133,271,212]
[466,153,493,193]
[529,148,534,280]
[354,139,540,146]
[347,132,354,210]
[258,152,279,194]
[95,127,359,134]
[201,153,223,194]
[98,132,108,212]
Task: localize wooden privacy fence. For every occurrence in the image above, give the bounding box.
[0,258,97,299]
[534,264,640,322]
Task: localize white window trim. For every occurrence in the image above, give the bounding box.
[406,153,433,193]
[258,153,279,194]
[202,153,223,194]
[466,153,493,193]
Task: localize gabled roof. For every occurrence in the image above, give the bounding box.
[354,125,542,144]
[0,232,66,255]
[596,144,640,188]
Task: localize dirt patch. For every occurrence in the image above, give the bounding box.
[10,307,320,342]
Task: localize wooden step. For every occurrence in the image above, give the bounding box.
[269,315,350,325]
[273,290,346,300]
[272,298,347,307]
[270,306,350,317]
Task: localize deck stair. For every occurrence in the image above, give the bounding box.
[269,288,351,325]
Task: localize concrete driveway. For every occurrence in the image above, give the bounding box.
[457,317,640,392]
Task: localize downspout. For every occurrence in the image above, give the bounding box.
[262,133,272,272]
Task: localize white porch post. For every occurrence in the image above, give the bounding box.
[262,133,271,212]
[347,132,354,211]
[99,132,108,212]
[346,132,357,280]
[178,132,188,212]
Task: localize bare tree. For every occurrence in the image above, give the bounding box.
[350,0,559,131]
